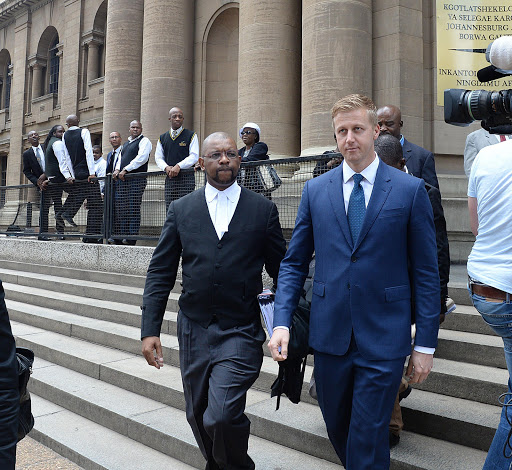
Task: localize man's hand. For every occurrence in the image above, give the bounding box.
[119,169,127,181]
[405,350,433,384]
[112,169,120,180]
[66,177,74,184]
[268,329,289,361]
[165,164,181,178]
[142,336,164,369]
[88,174,96,183]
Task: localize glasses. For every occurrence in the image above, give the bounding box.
[203,150,238,160]
[241,131,256,136]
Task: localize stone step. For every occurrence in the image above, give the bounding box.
[0,258,147,288]
[28,357,343,470]
[0,268,181,307]
[437,328,506,369]
[438,174,468,199]
[30,394,197,470]
[22,337,489,469]
[448,280,471,307]
[441,304,495,336]
[11,318,502,451]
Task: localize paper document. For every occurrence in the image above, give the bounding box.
[258,289,275,335]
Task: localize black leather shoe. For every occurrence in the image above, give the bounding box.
[399,385,412,402]
[37,236,50,241]
[57,235,66,240]
[60,212,77,227]
[389,432,400,448]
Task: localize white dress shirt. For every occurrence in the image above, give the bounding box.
[342,155,379,213]
[53,140,70,178]
[155,127,199,171]
[115,135,152,172]
[33,145,45,172]
[205,181,241,240]
[94,157,107,192]
[60,126,95,179]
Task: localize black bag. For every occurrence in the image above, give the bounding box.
[271,258,315,410]
[16,347,34,441]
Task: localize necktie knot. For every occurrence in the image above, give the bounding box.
[347,173,365,244]
[353,173,363,185]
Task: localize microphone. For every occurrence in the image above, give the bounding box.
[488,36,512,71]
[477,65,509,83]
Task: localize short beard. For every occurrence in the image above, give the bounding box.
[211,167,237,186]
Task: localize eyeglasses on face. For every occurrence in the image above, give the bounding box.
[241,131,256,136]
[203,150,238,160]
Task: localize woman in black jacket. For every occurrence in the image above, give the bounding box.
[237,122,269,195]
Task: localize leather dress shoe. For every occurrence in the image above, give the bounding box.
[389,432,400,448]
[399,385,412,402]
[57,235,66,240]
[37,236,50,241]
[58,212,77,227]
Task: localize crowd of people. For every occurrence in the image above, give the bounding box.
[22,108,274,245]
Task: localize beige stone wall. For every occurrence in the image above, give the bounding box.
[0,0,482,185]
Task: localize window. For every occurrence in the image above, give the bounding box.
[0,155,6,208]
[4,62,11,109]
[49,38,59,94]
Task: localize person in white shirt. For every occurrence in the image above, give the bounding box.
[141,132,286,470]
[155,107,199,209]
[112,120,152,245]
[467,138,512,469]
[93,145,107,195]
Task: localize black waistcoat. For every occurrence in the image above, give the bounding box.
[120,136,148,173]
[159,128,195,167]
[44,137,61,178]
[64,129,89,180]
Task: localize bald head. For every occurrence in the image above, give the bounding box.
[200,132,240,191]
[66,115,79,127]
[377,105,403,138]
[169,107,184,131]
[202,132,236,156]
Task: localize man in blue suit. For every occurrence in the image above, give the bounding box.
[269,94,440,469]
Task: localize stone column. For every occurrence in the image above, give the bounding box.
[102,0,144,151]
[238,0,301,158]
[140,0,194,159]
[6,10,30,186]
[301,0,372,155]
[87,41,100,82]
[31,64,43,100]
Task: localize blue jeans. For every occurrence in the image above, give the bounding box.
[470,291,512,469]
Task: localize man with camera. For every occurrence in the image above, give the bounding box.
[467,136,512,469]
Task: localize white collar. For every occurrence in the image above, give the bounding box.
[171,126,183,135]
[128,134,143,142]
[343,153,380,184]
[67,126,80,131]
[205,181,241,203]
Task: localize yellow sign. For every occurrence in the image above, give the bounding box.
[436,0,512,105]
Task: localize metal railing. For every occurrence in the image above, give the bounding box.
[0,154,341,243]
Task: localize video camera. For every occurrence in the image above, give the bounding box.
[444,36,512,134]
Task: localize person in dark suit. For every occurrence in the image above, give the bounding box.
[237,122,270,196]
[141,132,286,470]
[377,104,439,188]
[269,94,440,470]
[22,130,64,239]
[105,131,123,245]
[375,133,450,447]
[106,131,122,175]
[0,280,19,469]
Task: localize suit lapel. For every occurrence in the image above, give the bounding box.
[327,166,353,249]
[353,160,391,251]
[403,139,412,163]
[195,187,219,239]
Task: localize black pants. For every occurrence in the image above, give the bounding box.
[40,185,64,234]
[62,181,103,235]
[164,172,195,211]
[118,178,147,237]
[178,313,264,470]
[0,388,19,470]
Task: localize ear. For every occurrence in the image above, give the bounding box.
[199,157,205,170]
[399,120,403,128]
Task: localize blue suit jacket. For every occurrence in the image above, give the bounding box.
[402,138,439,189]
[274,160,440,361]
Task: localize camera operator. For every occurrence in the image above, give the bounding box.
[464,128,511,177]
[467,137,512,469]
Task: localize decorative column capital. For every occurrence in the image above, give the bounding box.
[82,29,105,47]
[27,54,46,69]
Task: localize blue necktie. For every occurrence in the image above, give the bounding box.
[348,173,366,244]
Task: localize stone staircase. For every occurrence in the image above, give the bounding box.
[1,255,503,469]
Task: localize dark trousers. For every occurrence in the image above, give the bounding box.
[39,185,64,234]
[164,172,195,211]
[178,313,264,470]
[118,178,147,237]
[314,338,405,470]
[62,182,103,235]
[0,388,19,470]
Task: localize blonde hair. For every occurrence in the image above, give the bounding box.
[331,94,378,126]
